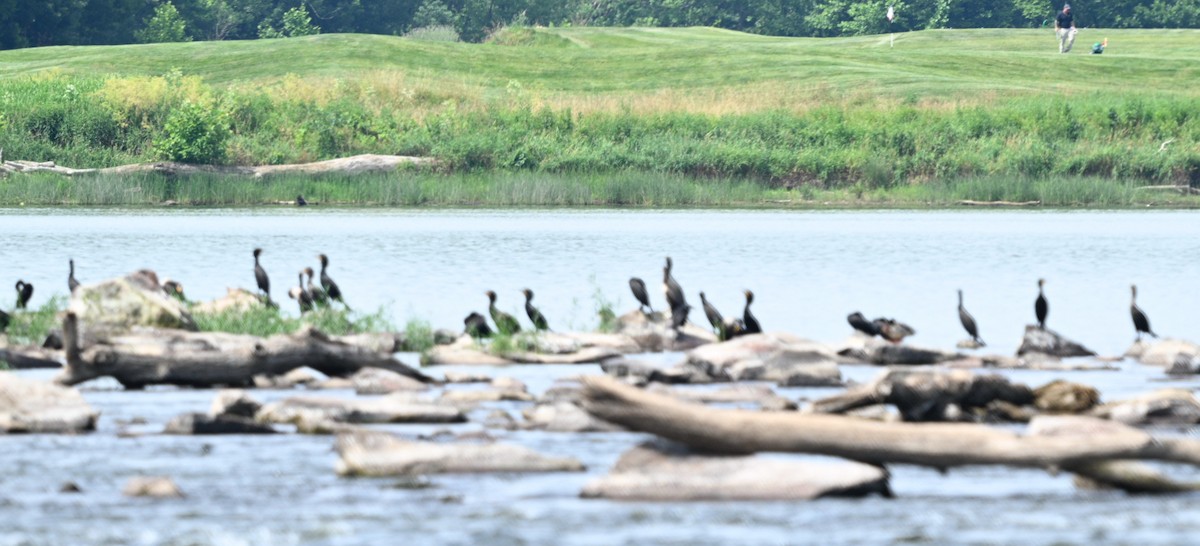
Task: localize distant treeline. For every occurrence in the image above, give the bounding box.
[3,0,1198,50]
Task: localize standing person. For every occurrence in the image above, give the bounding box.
[1055,4,1076,53]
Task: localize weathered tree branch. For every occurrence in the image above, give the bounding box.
[56,312,431,388]
[579,376,1200,473]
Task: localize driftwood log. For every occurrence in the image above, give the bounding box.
[1,154,436,179]
[579,376,1200,492]
[55,312,431,389]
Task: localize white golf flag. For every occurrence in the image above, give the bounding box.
[887,6,895,22]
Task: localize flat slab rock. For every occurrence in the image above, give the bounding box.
[1126,338,1200,373]
[616,309,719,352]
[335,430,585,476]
[257,394,465,425]
[837,335,964,366]
[0,374,99,433]
[425,335,626,366]
[1089,389,1200,425]
[581,441,889,501]
[349,367,430,395]
[521,401,626,432]
[686,333,843,386]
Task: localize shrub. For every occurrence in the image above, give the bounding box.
[153,100,230,163]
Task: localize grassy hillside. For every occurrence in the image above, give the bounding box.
[0,27,1197,205]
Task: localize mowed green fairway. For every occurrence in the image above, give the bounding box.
[2,27,1198,103]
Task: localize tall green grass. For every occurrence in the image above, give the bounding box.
[2,296,66,346]
[191,304,393,336]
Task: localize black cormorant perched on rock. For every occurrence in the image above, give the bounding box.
[1130,284,1157,341]
[847,312,880,337]
[1035,278,1048,329]
[0,308,8,333]
[68,259,80,293]
[663,257,686,314]
[464,312,493,338]
[957,289,985,347]
[521,289,550,331]
[292,270,313,314]
[318,254,350,310]
[15,280,33,309]
[296,195,308,206]
[487,290,521,335]
[629,277,652,313]
[699,291,724,336]
[670,303,691,330]
[742,290,761,334]
[162,280,186,302]
[253,248,270,302]
[305,267,328,307]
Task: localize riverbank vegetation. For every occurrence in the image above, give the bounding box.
[0,28,1197,206]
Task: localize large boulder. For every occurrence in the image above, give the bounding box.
[615,309,718,352]
[1126,338,1200,373]
[210,389,262,418]
[1016,326,1096,358]
[335,431,585,476]
[192,287,261,315]
[581,441,889,501]
[686,333,843,386]
[70,270,196,332]
[0,374,98,433]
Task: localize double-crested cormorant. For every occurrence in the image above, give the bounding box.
[15,280,33,309]
[1035,278,1048,329]
[162,280,186,302]
[0,308,9,333]
[293,270,313,314]
[873,317,915,343]
[68,259,80,293]
[464,312,493,338]
[629,277,652,313]
[957,289,985,347]
[318,254,350,310]
[847,311,880,337]
[253,248,271,302]
[1130,284,1157,341]
[296,195,308,206]
[699,291,724,336]
[521,288,550,331]
[670,302,691,330]
[742,290,761,334]
[487,290,521,335]
[663,257,686,314]
[305,267,328,307]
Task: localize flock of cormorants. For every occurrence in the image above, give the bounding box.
[0,253,1163,348]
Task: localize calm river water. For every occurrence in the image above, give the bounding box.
[2,208,1200,545]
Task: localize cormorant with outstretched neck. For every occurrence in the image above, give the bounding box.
[629,278,652,313]
[15,280,33,309]
[521,289,550,331]
[464,312,493,338]
[318,254,350,310]
[847,312,880,337]
[742,290,761,334]
[253,248,270,302]
[699,291,724,336]
[958,289,985,347]
[305,267,328,307]
[292,270,313,314]
[487,290,521,335]
[68,259,80,293]
[1035,278,1048,329]
[1130,284,1157,341]
[663,257,686,314]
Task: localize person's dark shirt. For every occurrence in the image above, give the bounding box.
[1056,11,1074,29]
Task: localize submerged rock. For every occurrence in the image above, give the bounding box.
[122,476,184,499]
[257,394,465,426]
[0,374,98,433]
[164,412,277,434]
[350,367,430,395]
[210,389,262,419]
[581,441,889,501]
[335,431,585,476]
[522,401,625,432]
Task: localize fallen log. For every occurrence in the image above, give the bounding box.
[0,345,63,369]
[578,376,1200,481]
[958,200,1042,207]
[3,154,437,179]
[54,312,431,388]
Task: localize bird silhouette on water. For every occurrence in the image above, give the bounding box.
[629,277,652,314]
[1035,278,1049,329]
[522,289,550,331]
[15,280,33,309]
[957,289,985,347]
[1130,284,1157,341]
[487,290,521,335]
